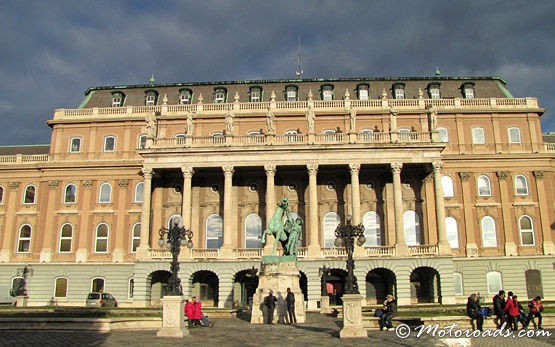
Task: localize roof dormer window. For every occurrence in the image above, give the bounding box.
[321,84,334,101]
[461,82,475,99]
[214,88,227,103]
[249,86,262,102]
[145,90,158,106]
[178,89,192,105]
[428,83,441,99]
[356,84,369,100]
[392,83,405,99]
[111,92,125,107]
[285,85,298,101]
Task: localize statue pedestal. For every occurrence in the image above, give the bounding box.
[339,294,367,339]
[157,296,188,338]
[251,256,305,324]
[16,295,28,307]
[320,295,331,314]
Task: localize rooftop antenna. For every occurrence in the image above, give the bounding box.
[295,36,303,79]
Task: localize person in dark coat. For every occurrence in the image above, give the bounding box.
[379,294,397,331]
[285,287,297,324]
[263,290,278,324]
[466,293,484,331]
[492,290,506,329]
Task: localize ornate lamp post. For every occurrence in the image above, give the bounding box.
[334,214,367,338]
[334,214,365,294]
[158,216,193,296]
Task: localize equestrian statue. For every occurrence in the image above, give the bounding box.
[261,196,303,257]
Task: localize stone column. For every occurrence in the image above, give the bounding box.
[136,168,153,260]
[0,182,19,262]
[391,163,408,256]
[113,179,129,262]
[40,180,60,262]
[459,172,478,257]
[497,171,517,256]
[181,167,194,228]
[432,162,450,255]
[349,164,364,257]
[307,164,321,257]
[264,165,276,255]
[533,171,555,255]
[220,166,235,258]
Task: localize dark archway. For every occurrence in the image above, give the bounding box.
[365,268,396,304]
[323,269,347,305]
[191,270,219,307]
[410,267,440,304]
[149,270,171,305]
[233,269,259,307]
[299,271,308,302]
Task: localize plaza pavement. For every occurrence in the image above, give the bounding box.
[0,312,553,347]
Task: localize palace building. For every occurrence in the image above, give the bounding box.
[0,75,554,309]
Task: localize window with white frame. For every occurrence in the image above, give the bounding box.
[403,210,421,245]
[128,278,134,299]
[472,127,486,144]
[481,216,497,247]
[17,224,32,253]
[70,137,82,153]
[64,183,76,204]
[54,277,68,298]
[104,136,116,152]
[393,84,405,99]
[206,214,223,248]
[214,88,226,103]
[11,277,24,295]
[321,85,334,101]
[286,86,298,101]
[438,127,449,142]
[0,185,3,205]
[99,182,112,203]
[95,223,109,253]
[445,217,459,248]
[357,85,369,100]
[477,175,492,196]
[362,211,382,246]
[91,277,105,292]
[178,90,192,104]
[138,135,147,149]
[111,92,124,107]
[249,87,262,102]
[428,84,441,99]
[453,272,464,295]
[323,212,341,247]
[244,213,262,248]
[23,184,36,204]
[134,182,144,203]
[519,215,535,246]
[59,223,73,253]
[508,127,521,144]
[462,83,475,99]
[486,271,502,294]
[131,223,141,253]
[145,91,157,106]
[514,175,528,196]
[441,176,455,197]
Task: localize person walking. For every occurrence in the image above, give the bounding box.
[466,293,484,331]
[263,290,278,324]
[285,288,297,324]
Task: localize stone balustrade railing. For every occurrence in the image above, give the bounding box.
[546,143,555,152]
[408,244,439,255]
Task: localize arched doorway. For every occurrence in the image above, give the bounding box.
[323,269,347,305]
[299,271,308,302]
[191,270,219,307]
[149,270,171,305]
[365,268,396,304]
[233,269,259,308]
[410,267,440,304]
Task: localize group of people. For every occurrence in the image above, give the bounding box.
[467,290,544,331]
[263,288,297,325]
[184,296,215,328]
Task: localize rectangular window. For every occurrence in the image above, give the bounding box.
[179,94,190,105]
[323,90,333,101]
[104,137,116,152]
[394,88,405,99]
[287,90,296,101]
[55,278,68,298]
[250,91,260,102]
[472,128,486,144]
[464,88,474,99]
[509,128,521,144]
[112,97,122,107]
[138,135,147,149]
[145,95,156,106]
[215,92,225,103]
[358,89,369,100]
[70,138,81,153]
[430,88,440,99]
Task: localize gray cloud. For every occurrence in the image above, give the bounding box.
[1,0,553,146]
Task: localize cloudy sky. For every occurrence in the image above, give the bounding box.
[1,0,554,146]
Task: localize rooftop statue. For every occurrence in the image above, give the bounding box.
[261,196,303,257]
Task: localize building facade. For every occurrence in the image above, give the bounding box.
[0,76,554,309]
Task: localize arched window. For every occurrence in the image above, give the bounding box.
[64,183,77,204]
[91,277,105,292]
[508,127,521,144]
[59,223,73,253]
[441,176,454,197]
[519,215,535,246]
[486,271,502,294]
[244,213,262,248]
[54,277,69,298]
[514,175,529,196]
[11,277,24,295]
[362,211,382,246]
[249,86,262,102]
[453,272,463,295]
[128,278,135,299]
[99,182,112,203]
[0,185,4,204]
[23,184,36,204]
[445,217,459,248]
[481,216,497,247]
[403,210,421,245]
[285,85,298,101]
[206,214,223,249]
[95,223,109,253]
[323,212,341,247]
[134,182,144,203]
[472,127,486,144]
[131,222,141,253]
[17,224,32,253]
[437,127,449,143]
[477,175,492,196]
